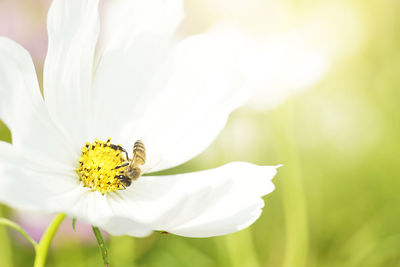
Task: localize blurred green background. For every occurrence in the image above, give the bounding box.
[0,0,398,266]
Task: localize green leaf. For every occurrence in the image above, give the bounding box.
[92,226,109,267]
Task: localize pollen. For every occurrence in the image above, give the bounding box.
[77,139,127,195]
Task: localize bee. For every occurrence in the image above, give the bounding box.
[112,140,146,188]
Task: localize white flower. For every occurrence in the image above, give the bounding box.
[0,0,278,238]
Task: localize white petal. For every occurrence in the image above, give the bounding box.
[131,35,247,172]
[112,162,278,237]
[92,0,184,140]
[93,34,247,172]
[43,0,100,148]
[0,141,78,212]
[96,216,152,238]
[0,37,76,170]
[92,34,173,141]
[168,201,264,237]
[49,186,152,237]
[100,0,184,52]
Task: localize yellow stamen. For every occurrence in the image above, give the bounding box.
[77,139,126,195]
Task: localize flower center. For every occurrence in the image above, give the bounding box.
[77,139,127,194]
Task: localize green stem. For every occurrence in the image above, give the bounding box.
[33,213,66,267]
[0,217,37,249]
[273,100,309,267]
[0,208,15,267]
[92,226,109,266]
[225,228,261,267]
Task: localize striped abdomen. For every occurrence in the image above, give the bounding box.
[132,140,146,165]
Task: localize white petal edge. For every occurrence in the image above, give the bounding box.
[110,162,278,238]
[96,216,152,238]
[0,37,76,170]
[43,0,100,149]
[0,141,79,212]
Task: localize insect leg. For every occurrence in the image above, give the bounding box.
[110,144,130,160]
[114,162,129,170]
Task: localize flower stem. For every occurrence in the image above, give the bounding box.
[225,228,261,267]
[0,206,14,267]
[33,213,66,267]
[0,217,37,249]
[92,226,110,266]
[273,99,309,267]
